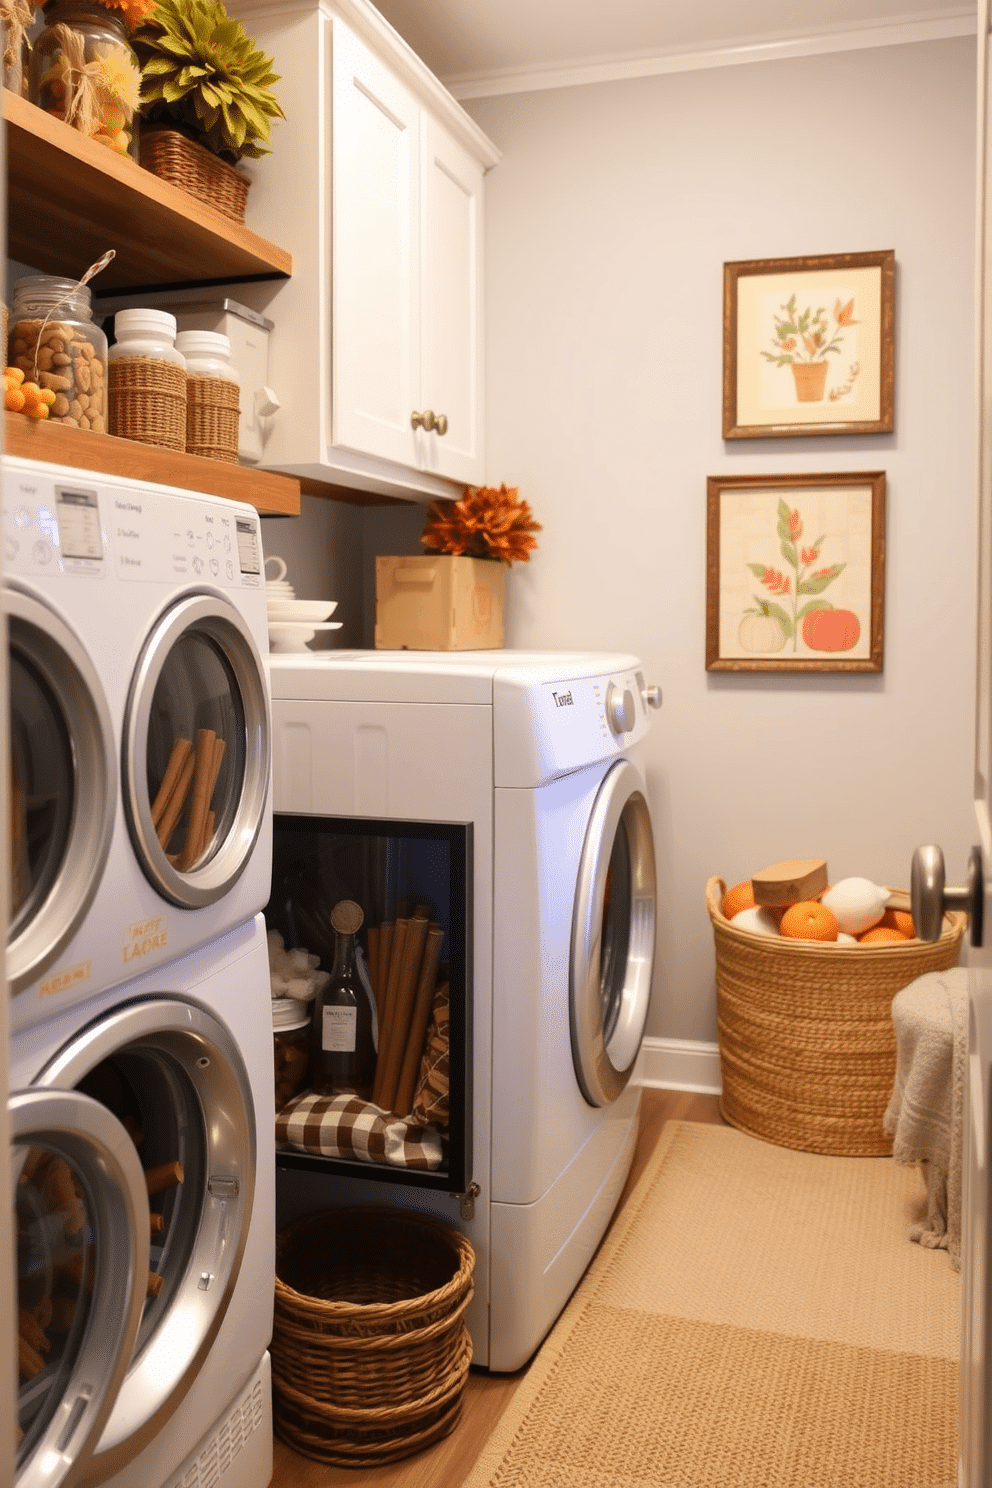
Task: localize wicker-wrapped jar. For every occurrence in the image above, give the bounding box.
[706,875,966,1156]
[175,329,240,463]
[109,308,187,451]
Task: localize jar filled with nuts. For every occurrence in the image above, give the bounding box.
[9,275,108,433]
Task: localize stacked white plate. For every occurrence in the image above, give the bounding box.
[264,555,341,652]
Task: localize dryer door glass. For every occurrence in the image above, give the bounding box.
[6,589,117,996]
[36,998,256,1469]
[122,594,269,910]
[570,759,657,1107]
[11,1089,147,1488]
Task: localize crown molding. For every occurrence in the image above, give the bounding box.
[446,10,976,101]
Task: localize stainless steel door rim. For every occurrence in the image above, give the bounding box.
[570,758,656,1107]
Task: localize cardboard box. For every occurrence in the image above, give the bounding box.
[375,555,506,650]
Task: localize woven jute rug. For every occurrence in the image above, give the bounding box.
[465,1120,960,1488]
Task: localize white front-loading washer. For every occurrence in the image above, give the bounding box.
[4,456,272,1036]
[11,912,275,1488]
[266,648,659,1372]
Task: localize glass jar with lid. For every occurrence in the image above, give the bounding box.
[109,308,187,451]
[30,0,141,159]
[9,274,108,431]
[175,330,241,464]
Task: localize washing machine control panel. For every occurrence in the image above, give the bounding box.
[495,665,660,787]
[2,462,263,589]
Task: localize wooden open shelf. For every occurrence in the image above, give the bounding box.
[5,414,301,515]
[4,92,292,290]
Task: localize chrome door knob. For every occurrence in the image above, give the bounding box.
[911,843,983,946]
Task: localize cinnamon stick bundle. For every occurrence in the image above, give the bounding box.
[151,737,192,826]
[372,919,409,1105]
[179,728,218,871]
[156,750,195,850]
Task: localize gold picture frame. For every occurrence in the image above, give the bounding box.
[706,470,886,673]
[723,250,895,438]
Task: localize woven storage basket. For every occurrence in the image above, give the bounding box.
[272,1206,475,1466]
[139,128,250,225]
[185,376,240,462]
[108,357,186,450]
[706,875,966,1156]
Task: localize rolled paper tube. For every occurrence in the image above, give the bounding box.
[194,735,225,862]
[394,931,445,1117]
[18,1147,49,1184]
[180,728,217,871]
[149,1212,165,1234]
[150,737,192,826]
[146,1270,165,1299]
[18,1309,50,1356]
[18,1335,45,1380]
[377,922,395,1028]
[376,917,429,1114]
[144,1160,184,1196]
[367,926,381,996]
[373,919,409,1107]
[40,1155,85,1237]
[156,751,195,850]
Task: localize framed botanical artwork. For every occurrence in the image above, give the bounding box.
[722,250,895,438]
[706,471,886,673]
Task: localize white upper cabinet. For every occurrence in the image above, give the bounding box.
[229,0,498,502]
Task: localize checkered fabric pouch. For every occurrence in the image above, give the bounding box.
[275,1092,444,1171]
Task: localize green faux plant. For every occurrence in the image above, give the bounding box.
[132,0,284,163]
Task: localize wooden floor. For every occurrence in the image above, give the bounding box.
[270,1087,727,1488]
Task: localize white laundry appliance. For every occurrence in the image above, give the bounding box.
[267,649,660,1371]
[4,455,272,1038]
[11,912,275,1488]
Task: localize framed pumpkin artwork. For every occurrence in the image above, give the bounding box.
[722,250,895,438]
[705,471,886,673]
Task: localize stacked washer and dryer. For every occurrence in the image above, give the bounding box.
[268,649,661,1372]
[6,457,276,1488]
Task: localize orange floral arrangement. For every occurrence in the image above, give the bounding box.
[80,0,159,25]
[421,484,541,567]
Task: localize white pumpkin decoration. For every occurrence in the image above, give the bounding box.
[820,877,889,936]
[836,932,859,945]
[738,611,787,653]
[730,906,780,936]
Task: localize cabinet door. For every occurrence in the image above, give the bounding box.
[331,19,420,467]
[419,115,485,486]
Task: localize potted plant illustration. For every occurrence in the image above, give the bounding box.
[741,499,860,653]
[761,294,858,404]
[131,0,284,223]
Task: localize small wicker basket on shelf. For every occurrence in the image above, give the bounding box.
[271,1206,475,1467]
[706,875,966,1156]
[139,128,251,225]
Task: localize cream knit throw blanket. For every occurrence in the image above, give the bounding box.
[883,965,967,1270]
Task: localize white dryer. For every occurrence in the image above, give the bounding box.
[4,457,271,1037]
[267,649,660,1371]
[11,913,275,1488]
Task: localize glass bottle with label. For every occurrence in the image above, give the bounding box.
[312,900,372,1099]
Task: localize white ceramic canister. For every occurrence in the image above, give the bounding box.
[108,307,187,450]
[175,329,241,463]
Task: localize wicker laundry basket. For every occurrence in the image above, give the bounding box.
[706,876,966,1156]
[272,1206,475,1467]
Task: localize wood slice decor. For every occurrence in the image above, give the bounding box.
[751,857,828,908]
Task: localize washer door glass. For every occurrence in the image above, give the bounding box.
[12,1089,148,1488]
[123,595,269,910]
[570,759,657,1107]
[6,588,117,994]
[37,997,256,1469]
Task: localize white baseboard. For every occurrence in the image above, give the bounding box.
[635,1036,722,1095]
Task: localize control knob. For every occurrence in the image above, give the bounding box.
[606,682,636,735]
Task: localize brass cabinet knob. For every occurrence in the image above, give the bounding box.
[410,410,449,436]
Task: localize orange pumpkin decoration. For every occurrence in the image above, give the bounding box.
[880,908,915,937]
[858,926,910,944]
[722,880,755,919]
[802,608,861,653]
[779,901,839,941]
